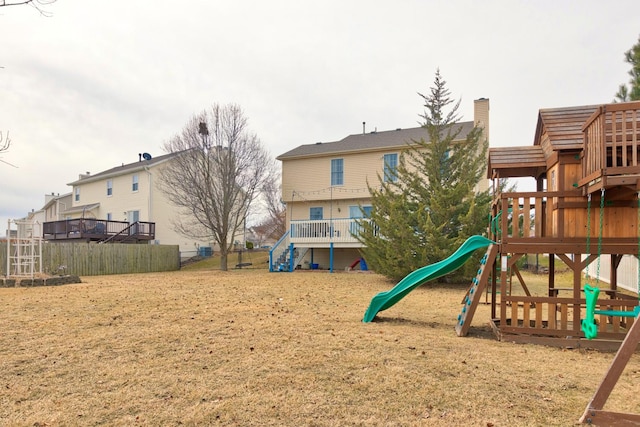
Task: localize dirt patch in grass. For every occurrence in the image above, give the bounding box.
[1,268,639,426]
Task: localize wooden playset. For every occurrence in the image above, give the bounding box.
[456,101,640,351]
[362,101,640,424]
[577,284,640,425]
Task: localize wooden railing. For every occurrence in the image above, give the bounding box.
[493,190,588,242]
[500,294,637,340]
[582,102,640,184]
[494,191,546,240]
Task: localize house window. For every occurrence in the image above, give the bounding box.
[331,158,343,186]
[349,205,372,218]
[310,207,323,220]
[383,153,398,182]
[132,174,139,192]
[74,187,80,202]
[107,179,113,196]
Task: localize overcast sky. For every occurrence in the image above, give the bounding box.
[1,0,639,233]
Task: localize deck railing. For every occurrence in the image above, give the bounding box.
[269,231,291,272]
[582,102,640,183]
[289,218,373,244]
[43,219,155,242]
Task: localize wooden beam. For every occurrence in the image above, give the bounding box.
[511,264,531,297]
[556,253,576,270]
[580,312,640,424]
[580,410,640,426]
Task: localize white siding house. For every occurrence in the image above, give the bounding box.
[58,153,214,258]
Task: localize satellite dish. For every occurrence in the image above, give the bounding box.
[142,152,152,161]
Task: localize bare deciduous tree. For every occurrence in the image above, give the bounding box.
[259,166,286,240]
[0,0,56,16]
[0,130,17,167]
[159,103,272,271]
[0,131,9,152]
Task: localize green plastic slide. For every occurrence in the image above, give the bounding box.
[362,235,495,323]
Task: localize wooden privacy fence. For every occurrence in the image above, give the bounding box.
[0,242,180,276]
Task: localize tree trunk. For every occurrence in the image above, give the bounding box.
[220,251,228,271]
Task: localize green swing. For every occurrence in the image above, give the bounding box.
[581,189,640,340]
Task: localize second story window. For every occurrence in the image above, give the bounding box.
[107,179,113,196]
[383,153,398,182]
[132,174,139,192]
[310,207,323,220]
[331,158,343,186]
[74,187,80,202]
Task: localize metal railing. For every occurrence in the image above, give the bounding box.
[42,219,155,242]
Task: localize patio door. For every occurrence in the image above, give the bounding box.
[127,210,140,235]
[349,205,372,235]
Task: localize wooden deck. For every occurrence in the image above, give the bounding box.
[289,218,372,247]
[580,102,640,194]
[43,219,155,243]
[486,186,640,349]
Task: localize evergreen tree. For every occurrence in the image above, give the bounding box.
[358,70,489,281]
[615,35,640,102]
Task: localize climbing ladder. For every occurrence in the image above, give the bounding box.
[6,219,42,278]
[455,244,499,337]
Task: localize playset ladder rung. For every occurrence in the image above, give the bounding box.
[455,244,499,337]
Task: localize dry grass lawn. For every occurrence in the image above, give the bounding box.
[1,265,640,426]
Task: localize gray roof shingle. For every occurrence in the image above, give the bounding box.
[67,152,178,185]
[277,122,475,160]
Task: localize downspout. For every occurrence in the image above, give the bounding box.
[144,166,153,223]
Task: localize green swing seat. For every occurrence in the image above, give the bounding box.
[581,284,640,340]
[580,189,640,340]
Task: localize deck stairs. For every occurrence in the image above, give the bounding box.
[269,232,292,272]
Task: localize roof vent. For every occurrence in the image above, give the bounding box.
[396,128,401,131]
[315,142,322,145]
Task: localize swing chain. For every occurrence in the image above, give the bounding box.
[586,194,592,280]
[637,192,640,301]
[596,188,605,285]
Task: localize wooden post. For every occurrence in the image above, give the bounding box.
[573,254,583,336]
[610,254,622,297]
[549,254,555,294]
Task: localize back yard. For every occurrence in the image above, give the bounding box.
[1,266,639,426]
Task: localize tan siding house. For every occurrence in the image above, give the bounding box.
[62,153,214,257]
[272,98,490,272]
[43,192,73,221]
